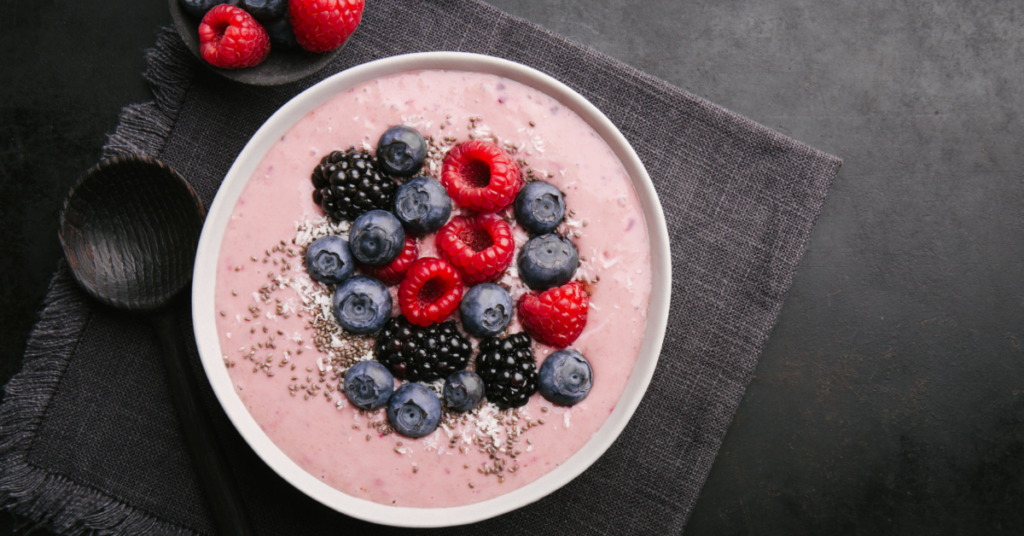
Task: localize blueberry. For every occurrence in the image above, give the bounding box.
[538,349,592,406]
[304,235,353,284]
[514,181,566,235]
[348,209,405,266]
[343,361,394,410]
[517,234,579,290]
[459,283,513,338]
[178,0,221,18]
[376,126,427,177]
[393,176,452,235]
[386,383,442,438]
[263,13,299,49]
[238,0,287,21]
[332,275,392,334]
[443,370,486,412]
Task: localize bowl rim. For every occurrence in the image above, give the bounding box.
[192,51,672,528]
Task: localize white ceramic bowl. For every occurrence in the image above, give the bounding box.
[192,52,671,527]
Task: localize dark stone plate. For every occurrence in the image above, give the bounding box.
[169,0,345,86]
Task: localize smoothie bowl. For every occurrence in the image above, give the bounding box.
[192,52,671,527]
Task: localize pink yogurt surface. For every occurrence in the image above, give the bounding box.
[214,70,652,508]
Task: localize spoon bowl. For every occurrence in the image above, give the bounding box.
[59,155,254,536]
[59,155,205,311]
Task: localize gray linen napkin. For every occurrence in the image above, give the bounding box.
[0,0,840,534]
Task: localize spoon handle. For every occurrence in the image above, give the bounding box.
[152,309,256,536]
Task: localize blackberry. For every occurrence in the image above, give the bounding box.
[375,317,472,382]
[475,332,539,409]
[311,148,397,222]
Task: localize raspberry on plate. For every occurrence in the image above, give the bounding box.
[435,213,514,284]
[441,140,522,212]
[289,0,364,53]
[198,5,270,69]
[398,257,464,326]
[518,281,589,348]
[360,236,418,286]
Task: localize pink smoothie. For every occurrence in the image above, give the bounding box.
[214,70,652,508]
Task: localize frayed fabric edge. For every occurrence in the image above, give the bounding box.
[0,28,201,536]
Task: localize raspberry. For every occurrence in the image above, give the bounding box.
[361,237,418,286]
[398,257,464,327]
[435,214,514,284]
[198,5,270,69]
[441,140,522,212]
[518,282,589,348]
[289,0,364,53]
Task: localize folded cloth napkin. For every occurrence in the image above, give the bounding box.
[0,0,840,534]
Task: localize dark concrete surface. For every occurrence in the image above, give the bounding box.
[1,0,1022,534]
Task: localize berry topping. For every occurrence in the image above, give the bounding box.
[517,234,579,290]
[343,361,394,410]
[348,210,405,267]
[198,5,270,69]
[475,332,539,409]
[289,0,364,53]
[332,275,392,334]
[387,383,442,438]
[459,283,513,338]
[375,317,472,382]
[179,0,220,18]
[393,176,452,235]
[311,148,397,222]
[441,140,522,212]
[518,281,589,348]
[538,349,593,406]
[360,237,418,286]
[239,0,287,21]
[444,370,486,412]
[514,181,566,235]
[435,214,514,284]
[398,258,464,326]
[376,126,427,177]
[304,235,353,284]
